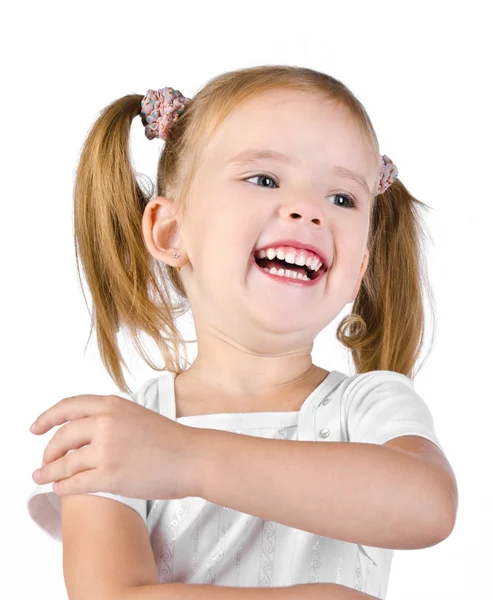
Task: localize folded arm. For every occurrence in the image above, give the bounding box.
[194,428,454,550]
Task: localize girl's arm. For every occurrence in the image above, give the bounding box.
[194,428,454,550]
[122,583,379,599]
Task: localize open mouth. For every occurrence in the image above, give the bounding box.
[253,254,328,281]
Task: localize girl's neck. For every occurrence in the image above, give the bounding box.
[174,365,330,418]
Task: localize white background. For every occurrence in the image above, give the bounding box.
[2,1,491,598]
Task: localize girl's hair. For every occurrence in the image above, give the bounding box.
[74,65,435,394]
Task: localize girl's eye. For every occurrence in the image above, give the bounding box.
[244,173,357,209]
[328,194,357,209]
[245,174,279,189]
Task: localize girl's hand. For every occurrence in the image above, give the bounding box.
[30,394,203,500]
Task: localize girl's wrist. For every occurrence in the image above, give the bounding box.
[179,424,215,500]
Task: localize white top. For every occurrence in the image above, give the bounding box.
[26,368,446,599]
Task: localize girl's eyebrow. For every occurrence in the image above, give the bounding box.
[226,148,371,196]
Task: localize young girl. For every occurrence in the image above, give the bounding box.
[27,65,457,599]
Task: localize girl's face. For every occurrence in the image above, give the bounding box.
[171,89,379,354]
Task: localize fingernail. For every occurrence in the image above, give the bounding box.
[30,422,38,432]
[33,468,41,481]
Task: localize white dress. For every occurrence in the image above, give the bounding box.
[26,369,446,599]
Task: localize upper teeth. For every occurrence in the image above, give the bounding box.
[254,247,324,272]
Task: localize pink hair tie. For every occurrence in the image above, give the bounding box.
[378,154,399,195]
[140,87,191,141]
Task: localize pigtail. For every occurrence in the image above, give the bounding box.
[336,178,436,379]
[73,94,191,394]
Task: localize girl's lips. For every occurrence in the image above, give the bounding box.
[249,253,327,287]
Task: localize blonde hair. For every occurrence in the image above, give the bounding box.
[73,65,435,394]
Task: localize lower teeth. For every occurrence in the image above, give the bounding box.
[262,267,310,281]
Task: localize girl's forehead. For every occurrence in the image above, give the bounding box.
[204,93,378,182]
[207,91,370,156]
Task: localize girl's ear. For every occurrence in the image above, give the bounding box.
[141,196,187,268]
[349,249,369,303]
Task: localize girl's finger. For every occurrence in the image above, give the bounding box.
[41,417,94,466]
[53,466,100,496]
[31,395,108,434]
[34,444,95,486]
